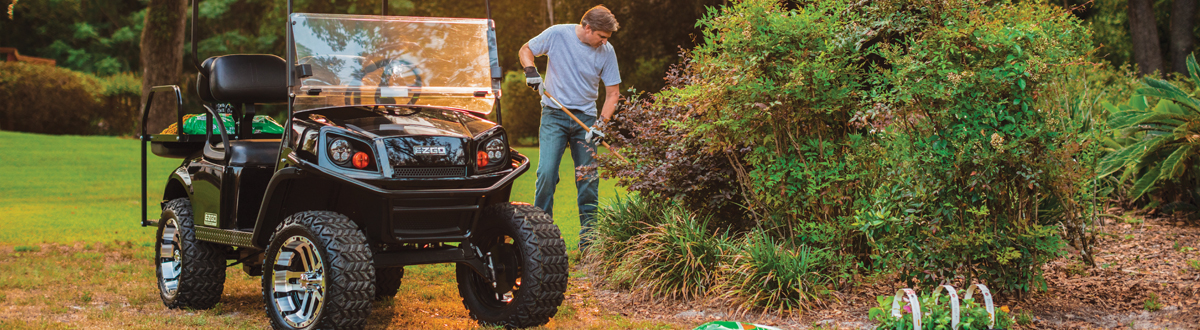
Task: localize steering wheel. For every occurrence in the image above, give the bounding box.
[358,58,423,105]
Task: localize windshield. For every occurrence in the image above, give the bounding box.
[291,13,496,114]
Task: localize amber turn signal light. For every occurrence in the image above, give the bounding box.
[352,152,370,169]
[477,151,489,168]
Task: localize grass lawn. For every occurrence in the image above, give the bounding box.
[0,130,625,250]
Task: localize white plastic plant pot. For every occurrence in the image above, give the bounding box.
[890,288,922,329]
[964,283,997,328]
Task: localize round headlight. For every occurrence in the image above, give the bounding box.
[329,138,353,165]
[485,138,506,162]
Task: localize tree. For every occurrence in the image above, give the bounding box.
[1169,0,1196,74]
[1128,0,1164,76]
[140,0,188,133]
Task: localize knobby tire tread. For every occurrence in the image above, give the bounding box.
[264,211,375,330]
[158,198,226,310]
[460,202,568,328]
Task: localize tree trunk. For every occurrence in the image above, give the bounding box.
[139,0,187,134]
[1170,0,1197,74]
[1129,0,1165,76]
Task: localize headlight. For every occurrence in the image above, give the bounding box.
[485,139,505,163]
[476,135,508,171]
[328,137,375,170]
[329,138,353,165]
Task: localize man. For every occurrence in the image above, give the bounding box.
[519,5,621,251]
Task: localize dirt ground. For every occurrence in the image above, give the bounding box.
[581,210,1200,329]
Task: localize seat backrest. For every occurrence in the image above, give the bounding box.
[196,54,288,104]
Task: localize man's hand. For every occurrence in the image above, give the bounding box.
[585,127,605,145]
[524,66,542,91]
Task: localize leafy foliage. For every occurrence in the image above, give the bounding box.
[1100,54,1200,205]
[588,194,732,300]
[868,289,1015,330]
[496,70,541,145]
[718,229,840,313]
[600,0,1102,300]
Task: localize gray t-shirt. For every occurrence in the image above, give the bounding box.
[527,24,621,117]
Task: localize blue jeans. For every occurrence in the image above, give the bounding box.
[534,106,599,250]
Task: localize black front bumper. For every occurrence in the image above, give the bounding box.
[288,153,530,244]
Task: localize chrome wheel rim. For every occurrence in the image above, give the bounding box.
[158,217,181,297]
[271,236,325,328]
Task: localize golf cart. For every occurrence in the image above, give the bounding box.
[137,0,568,328]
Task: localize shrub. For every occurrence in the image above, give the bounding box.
[96,72,142,135]
[718,229,839,313]
[603,0,1100,298]
[588,194,731,300]
[0,62,140,135]
[0,62,103,134]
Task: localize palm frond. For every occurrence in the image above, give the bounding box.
[1107,111,1188,128]
[1098,138,1156,177]
[1130,165,1163,201]
[1158,145,1194,179]
[1136,81,1200,115]
[1188,53,1200,88]
[1129,95,1150,110]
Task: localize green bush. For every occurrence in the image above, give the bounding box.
[588,194,731,300]
[602,0,1102,300]
[718,230,839,313]
[0,62,140,135]
[496,70,541,145]
[0,62,103,134]
[1100,54,1200,211]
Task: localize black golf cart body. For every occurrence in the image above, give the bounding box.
[139,2,566,329]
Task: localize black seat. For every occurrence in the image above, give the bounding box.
[197,54,288,104]
[204,139,281,166]
[196,54,287,164]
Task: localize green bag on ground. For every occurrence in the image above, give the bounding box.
[182,114,283,135]
[692,321,782,330]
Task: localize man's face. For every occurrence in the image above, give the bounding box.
[582,25,612,48]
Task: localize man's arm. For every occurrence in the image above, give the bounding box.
[600,84,620,122]
[519,44,542,91]
[519,43,536,69]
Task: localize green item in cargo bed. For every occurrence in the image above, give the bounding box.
[182,113,283,135]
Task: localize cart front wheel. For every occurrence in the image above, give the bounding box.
[263,211,374,330]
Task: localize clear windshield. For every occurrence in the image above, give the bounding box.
[291,13,496,114]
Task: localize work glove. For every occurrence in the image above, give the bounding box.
[585,127,605,145]
[524,66,541,91]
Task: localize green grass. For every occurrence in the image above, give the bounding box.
[0,130,624,251]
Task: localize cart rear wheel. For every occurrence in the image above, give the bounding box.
[262,211,374,330]
[457,203,567,328]
[155,198,225,309]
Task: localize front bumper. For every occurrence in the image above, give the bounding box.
[289,152,529,244]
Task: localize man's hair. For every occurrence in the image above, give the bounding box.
[580,5,619,32]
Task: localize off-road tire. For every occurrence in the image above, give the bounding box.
[374,267,404,300]
[155,198,226,309]
[262,211,375,330]
[456,202,568,328]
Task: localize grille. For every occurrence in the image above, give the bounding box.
[393,166,466,178]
